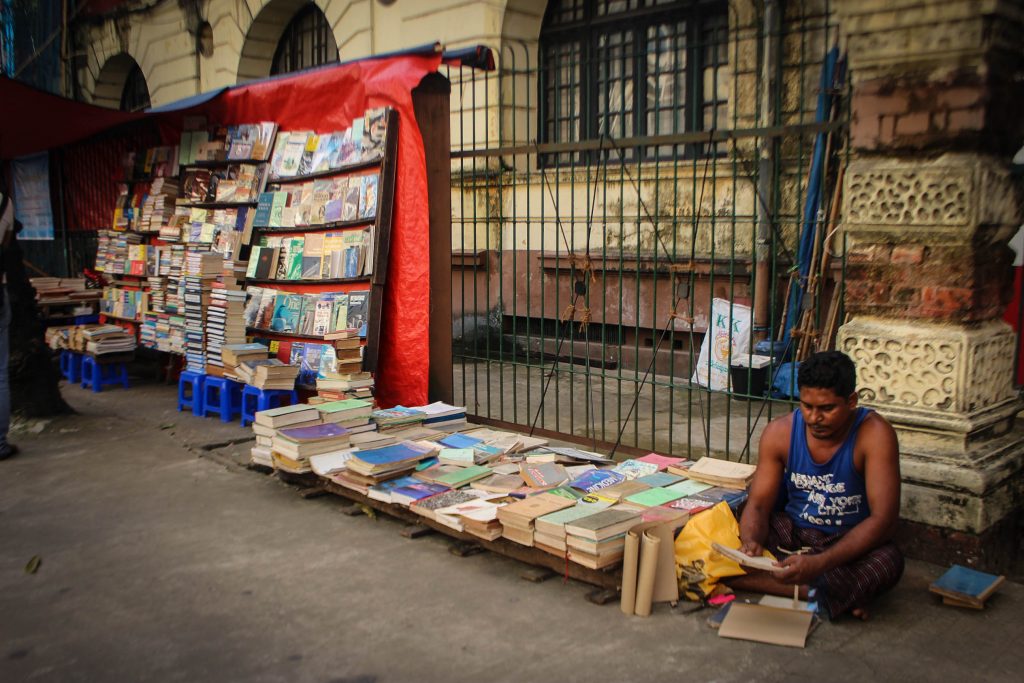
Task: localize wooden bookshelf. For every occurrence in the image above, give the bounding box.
[246,326,328,341]
[266,156,383,184]
[244,108,398,374]
[177,200,259,209]
[253,217,374,234]
[184,158,268,168]
[244,276,369,286]
[99,312,143,324]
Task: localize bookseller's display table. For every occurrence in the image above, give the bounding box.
[318,479,623,591]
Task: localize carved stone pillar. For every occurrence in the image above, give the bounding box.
[834,0,1024,568]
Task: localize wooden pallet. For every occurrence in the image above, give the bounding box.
[318,480,623,592]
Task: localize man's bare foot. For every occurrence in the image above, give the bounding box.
[851,607,869,621]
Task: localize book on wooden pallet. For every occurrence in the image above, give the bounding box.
[250,446,273,468]
[254,403,321,428]
[272,450,313,474]
[470,473,525,495]
[497,492,577,546]
[929,564,1005,609]
[314,398,373,423]
[365,475,425,504]
[565,531,628,555]
[391,481,450,507]
[672,457,756,490]
[309,450,355,477]
[410,489,486,522]
[564,508,642,542]
[534,505,605,540]
[371,406,426,431]
[520,462,569,489]
[635,453,689,471]
[345,441,434,477]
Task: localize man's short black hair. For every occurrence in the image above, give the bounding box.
[798,350,856,397]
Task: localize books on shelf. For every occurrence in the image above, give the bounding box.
[267,107,391,181]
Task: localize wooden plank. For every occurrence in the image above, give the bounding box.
[363,108,400,374]
[319,480,621,590]
[412,72,454,404]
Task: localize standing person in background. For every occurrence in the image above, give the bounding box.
[0,186,17,460]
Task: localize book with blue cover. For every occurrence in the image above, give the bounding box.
[391,481,450,506]
[277,422,350,443]
[439,433,483,449]
[367,475,422,503]
[569,469,626,493]
[929,565,1005,608]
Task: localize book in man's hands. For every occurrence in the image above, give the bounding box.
[711,542,782,573]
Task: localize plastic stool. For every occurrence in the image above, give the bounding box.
[81,355,130,393]
[177,370,206,416]
[203,377,244,422]
[240,385,300,427]
[60,350,83,384]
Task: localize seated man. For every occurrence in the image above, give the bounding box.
[728,350,904,619]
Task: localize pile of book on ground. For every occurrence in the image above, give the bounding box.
[246,399,754,574]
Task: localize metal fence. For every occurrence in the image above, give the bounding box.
[444,2,847,462]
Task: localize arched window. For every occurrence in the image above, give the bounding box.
[120,63,150,112]
[271,5,339,76]
[540,0,727,161]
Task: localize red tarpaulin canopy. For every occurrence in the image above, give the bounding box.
[2,52,452,408]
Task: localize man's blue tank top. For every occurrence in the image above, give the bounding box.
[784,407,871,533]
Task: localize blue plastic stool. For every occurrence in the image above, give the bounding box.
[203,377,244,422]
[177,370,206,416]
[240,385,300,427]
[60,350,83,384]
[81,355,130,393]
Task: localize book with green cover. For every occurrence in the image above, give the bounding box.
[534,505,602,538]
[433,464,492,488]
[666,479,714,497]
[285,236,305,280]
[624,487,687,507]
[316,398,372,415]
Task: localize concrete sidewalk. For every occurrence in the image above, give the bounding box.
[1,379,1021,683]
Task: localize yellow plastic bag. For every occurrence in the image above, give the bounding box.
[673,502,747,602]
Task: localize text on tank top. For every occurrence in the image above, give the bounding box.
[784,406,872,533]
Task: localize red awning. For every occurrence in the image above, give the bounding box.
[0,76,146,160]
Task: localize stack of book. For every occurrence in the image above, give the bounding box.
[314,398,374,433]
[413,401,467,432]
[929,565,1005,609]
[371,406,426,433]
[334,441,435,493]
[250,403,321,467]
[271,422,351,474]
[220,342,270,380]
[564,508,642,569]
[205,283,247,376]
[138,177,179,232]
[182,275,213,373]
[497,492,576,547]
[533,505,604,555]
[672,457,756,491]
[82,324,137,356]
[236,358,299,390]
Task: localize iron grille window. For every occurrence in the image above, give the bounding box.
[271,5,339,76]
[119,63,150,112]
[540,0,728,163]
